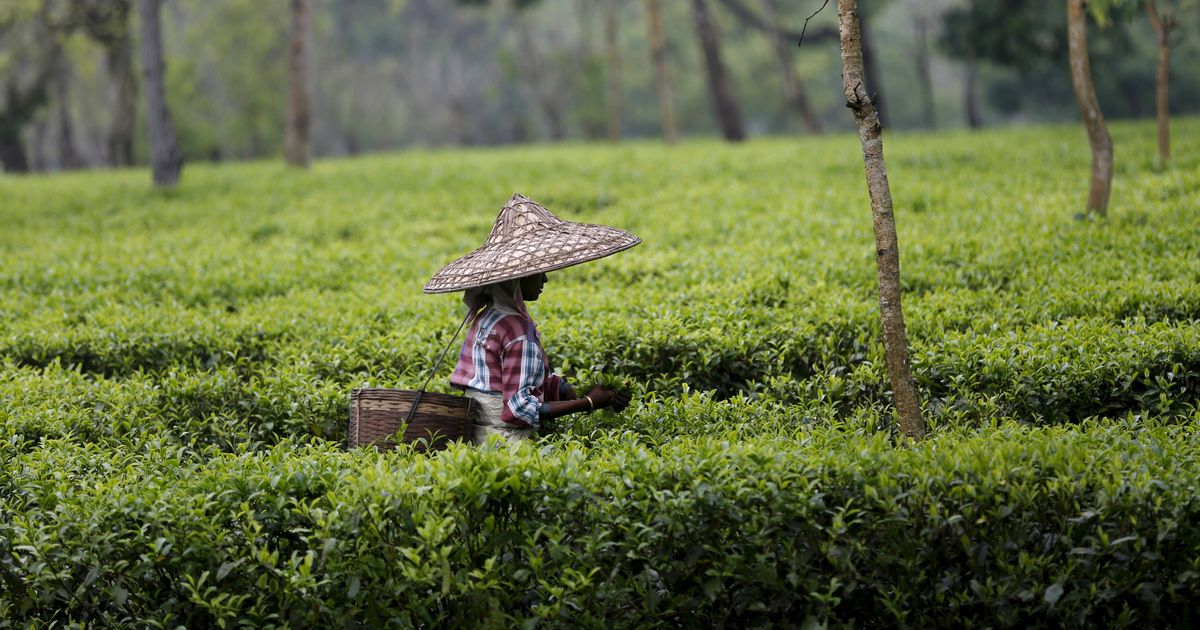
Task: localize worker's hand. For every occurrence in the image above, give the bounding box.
[609,388,631,412]
[586,385,632,412]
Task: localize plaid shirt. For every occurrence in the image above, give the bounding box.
[450,307,563,428]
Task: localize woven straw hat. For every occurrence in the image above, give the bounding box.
[423,194,641,294]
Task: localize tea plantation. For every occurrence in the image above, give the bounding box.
[2,120,1199,626]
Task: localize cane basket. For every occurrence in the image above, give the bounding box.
[348,388,474,452]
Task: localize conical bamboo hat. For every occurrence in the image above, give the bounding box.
[423,194,641,294]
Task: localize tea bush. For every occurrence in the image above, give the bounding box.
[2,119,1200,624]
[3,422,1200,626]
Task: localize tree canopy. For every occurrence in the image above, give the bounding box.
[1,0,1198,169]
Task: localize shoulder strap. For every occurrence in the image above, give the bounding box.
[404,306,483,425]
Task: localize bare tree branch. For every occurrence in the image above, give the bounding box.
[798,0,830,49]
[717,0,838,44]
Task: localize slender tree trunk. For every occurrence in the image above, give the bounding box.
[0,130,30,173]
[447,53,473,146]
[1,73,52,173]
[759,0,821,133]
[105,36,137,167]
[837,0,925,442]
[78,0,136,167]
[138,0,183,186]
[1066,0,1112,216]
[913,14,935,130]
[964,52,982,129]
[578,0,595,57]
[575,0,602,138]
[690,0,745,141]
[1145,1,1171,165]
[858,7,887,128]
[604,0,622,142]
[645,0,677,144]
[543,104,566,141]
[31,120,49,171]
[54,61,85,170]
[286,0,311,168]
[515,16,566,141]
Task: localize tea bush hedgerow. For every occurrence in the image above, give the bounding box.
[2,423,1200,626]
[2,119,1200,625]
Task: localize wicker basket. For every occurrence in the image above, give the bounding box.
[348,388,474,452]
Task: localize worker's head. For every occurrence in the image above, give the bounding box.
[519,272,549,302]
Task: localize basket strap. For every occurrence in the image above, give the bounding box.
[404,307,482,425]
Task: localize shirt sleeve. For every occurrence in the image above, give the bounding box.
[499,333,546,428]
[543,374,563,403]
[537,374,567,423]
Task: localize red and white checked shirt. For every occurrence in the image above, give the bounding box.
[450,307,564,428]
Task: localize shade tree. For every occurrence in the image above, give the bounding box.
[1144,0,1177,164]
[285,0,311,168]
[718,0,889,129]
[68,0,136,166]
[757,0,821,133]
[938,0,1067,128]
[0,2,67,172]
[836,0,925,441]
[1066,0,1113,216]
[137,0,182,186]
[691,0,745,141]
[1124,0,1195,166]
[643,0,677,143]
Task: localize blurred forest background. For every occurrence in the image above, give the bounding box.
[2,0,1199,172]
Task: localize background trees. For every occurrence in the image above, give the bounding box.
[690,0,745,142]
[0,3,60,172]
[644,0,677,144]
[285,0,311,168]
[759,0,821,133]
[1067,0,1113,216]
[138,0,182,186]
[70,0,136,166]
[1141,0,1194,165]
[1,0,1198,171]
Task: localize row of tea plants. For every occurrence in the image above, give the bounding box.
[2,119,1199,625]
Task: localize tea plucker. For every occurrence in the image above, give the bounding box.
[424,194,638,444]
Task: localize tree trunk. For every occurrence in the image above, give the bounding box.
[0,129,30,173]
[690,0,745,141]
[105,35,137,167]
[858,6,887,128]
[138,0,183,186]
[31,120,49,171]
[913,13,935,130]
[447,53,473,146]
[837,0,925,442]
[286,0,311,168]
[964,52,982,129]
[759,0,820,133]
[77,0,137,167]
[515,15,566,141]
[577,0,595,57]
[645,0,677,144]
[1066,0,1112,216]
[54,60,85,171]
[1145,0,1171,165]
[1,77,51,173]
[604,0,622,142]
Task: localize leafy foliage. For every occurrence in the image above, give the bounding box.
[939,0,1066,71]
[4,424,1200,625]
[2,120,1200,623]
